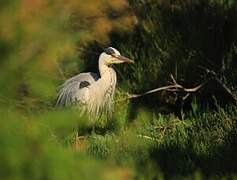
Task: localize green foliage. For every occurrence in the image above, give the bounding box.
[0,0,237,179]
[87,107,237,179]
[0,109,116,180]
[110,0,237,92]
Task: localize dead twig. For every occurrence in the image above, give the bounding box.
[137,134,158,141]
[126,74,207,100]
[115,73,237,108]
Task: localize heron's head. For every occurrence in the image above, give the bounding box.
[99,47,134,65]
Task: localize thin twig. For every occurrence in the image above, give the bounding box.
[170,74,177,84]
[115,74,208,103]
[137,134,157,141]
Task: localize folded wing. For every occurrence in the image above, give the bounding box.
[56,72,99,106]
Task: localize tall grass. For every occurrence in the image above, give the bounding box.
[87,106,237,179]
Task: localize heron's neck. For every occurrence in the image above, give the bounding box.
[99,61,112,77]
[98,60,117,93]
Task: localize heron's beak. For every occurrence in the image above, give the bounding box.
[112,54,134,64]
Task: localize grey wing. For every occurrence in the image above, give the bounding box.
[56,72,99,106]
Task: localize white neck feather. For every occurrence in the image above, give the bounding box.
[98,54,110,76]
[86,55,117,117]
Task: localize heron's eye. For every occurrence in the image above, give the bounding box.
[104,47,115,55]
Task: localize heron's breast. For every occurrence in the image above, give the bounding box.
[85,68,117,115]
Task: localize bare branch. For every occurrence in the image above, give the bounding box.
[127,74,206,100]
[115,74,237,107]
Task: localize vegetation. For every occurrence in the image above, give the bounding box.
[0,0,237,179]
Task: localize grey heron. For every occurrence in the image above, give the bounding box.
[56,47,133,118]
